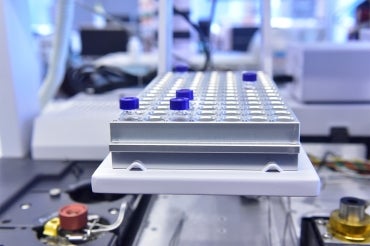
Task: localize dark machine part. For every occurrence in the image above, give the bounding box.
[0,159,152,246]
[301,126,370,159]
[300,197,370,246]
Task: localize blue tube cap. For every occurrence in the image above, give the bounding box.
[174,65,189,73]
[170,98,189,110]
[176,89,194,100]
[120,97,139,110]
[242,71,257,82]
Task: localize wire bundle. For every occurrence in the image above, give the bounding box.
[308,152,370,177]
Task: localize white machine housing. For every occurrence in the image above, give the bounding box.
[287,42,370,103]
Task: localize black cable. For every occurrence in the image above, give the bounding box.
[61,64,156,96]
[173,7,211,71]
[317,151,338,171]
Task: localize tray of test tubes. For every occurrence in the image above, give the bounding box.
[110,71,301,171]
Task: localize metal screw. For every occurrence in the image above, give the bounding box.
[316,219,326,225]
[20,203,31,210]
[322,232,332,240]
[109,208,119,215]
[49,188,62,198]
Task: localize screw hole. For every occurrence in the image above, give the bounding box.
[20,203,31,210]
[109,208,119,215]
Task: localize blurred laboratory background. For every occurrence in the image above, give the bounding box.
[1,1,370,245]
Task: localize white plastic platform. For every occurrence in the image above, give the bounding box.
[92,147,320,196]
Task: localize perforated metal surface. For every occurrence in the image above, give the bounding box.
[110,71,300,171]
[120,71,298,123]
